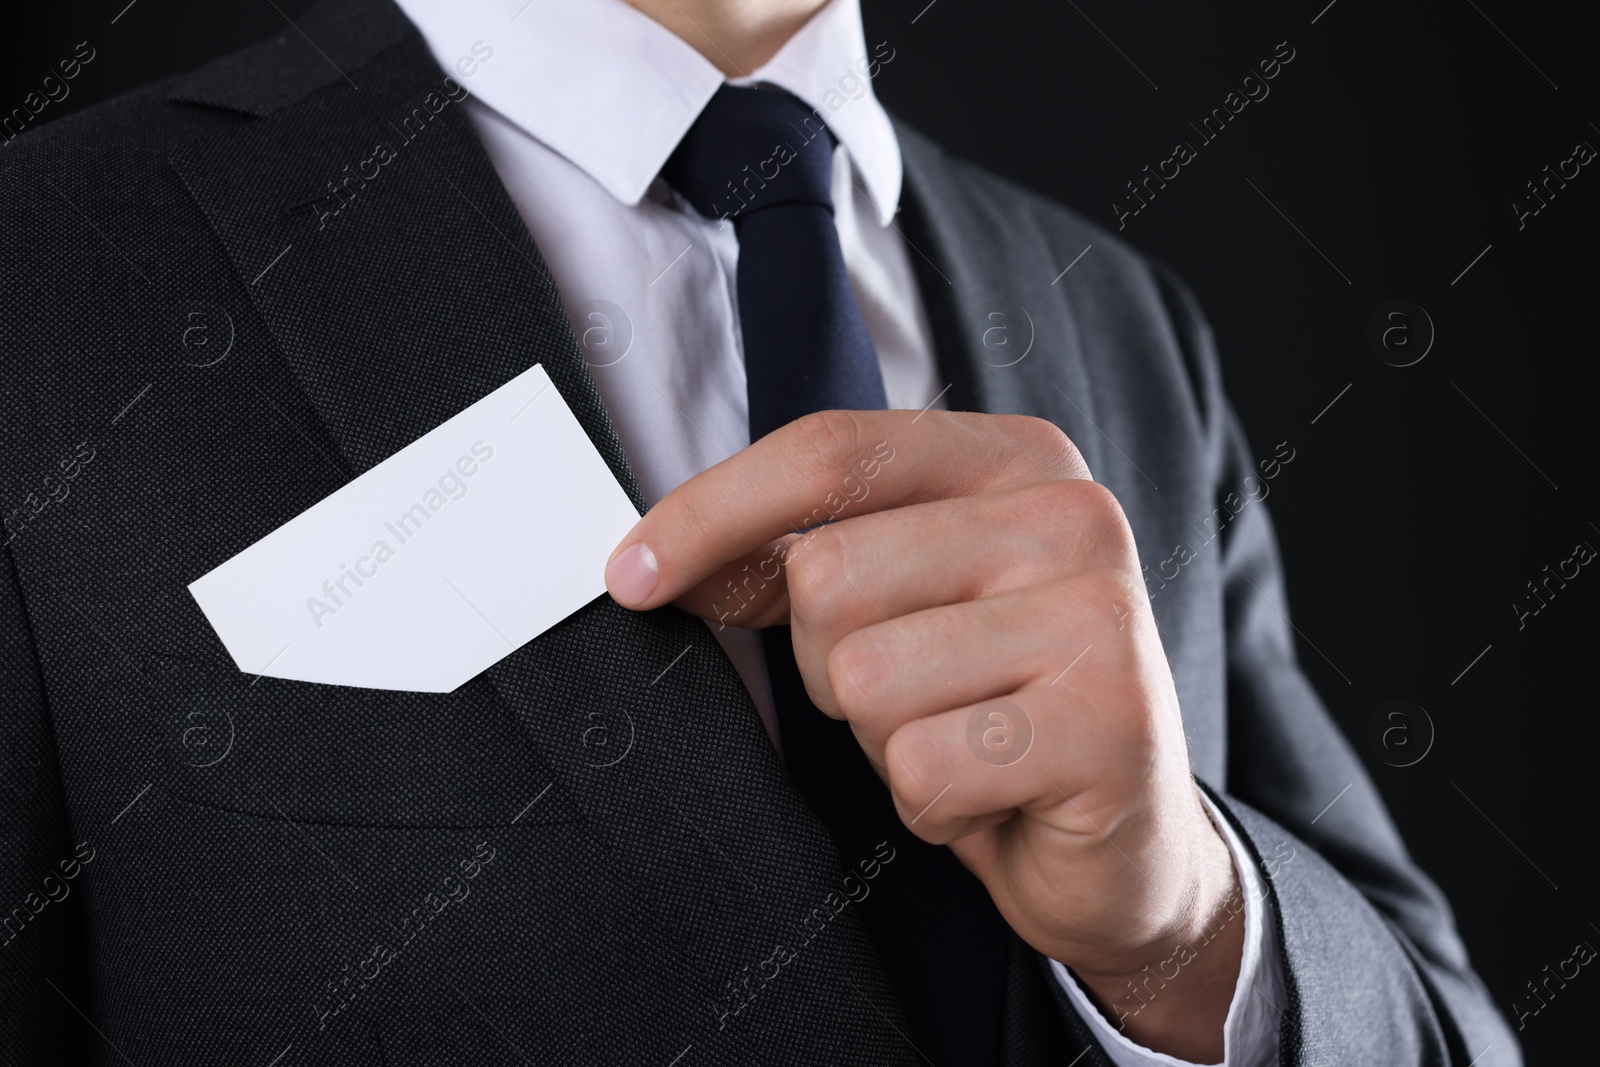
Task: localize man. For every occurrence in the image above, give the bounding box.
[0,0,1515,1062]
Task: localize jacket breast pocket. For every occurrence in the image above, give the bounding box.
[158,660,582,829]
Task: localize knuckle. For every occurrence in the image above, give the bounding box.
[662,491,721,555]
[788,409,869,483]
[827,629,886,717]
[1005,415,1090,480]
[1071,478,1126,522]
[1025,477,1089,522]
[1016,479,1137,566]
[1065,480,1137,562]
[1114,698,1162,769]
[1077,480,1136,546]
[884,725,945,819]
[785,525,849,624]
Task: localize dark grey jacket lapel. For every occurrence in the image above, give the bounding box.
[896,124,1108,473]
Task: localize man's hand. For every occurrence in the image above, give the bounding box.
[605,410,1243,1061]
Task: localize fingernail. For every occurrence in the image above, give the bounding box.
[606,541,659,607]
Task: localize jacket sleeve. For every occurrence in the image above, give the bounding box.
[1153,266,1521,1066]
[0,546,90,1062]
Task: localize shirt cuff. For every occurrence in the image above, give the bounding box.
[1047,791,1285,1067]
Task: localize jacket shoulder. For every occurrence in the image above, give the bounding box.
[3,0,410,162]
[0,50,272,467]
[895,119,1156,290]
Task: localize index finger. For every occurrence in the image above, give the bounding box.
[603,408,1089,611]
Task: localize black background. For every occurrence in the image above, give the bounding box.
[5,0,1595,1059]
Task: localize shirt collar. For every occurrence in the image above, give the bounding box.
[393,0,901,225]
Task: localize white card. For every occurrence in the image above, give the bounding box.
[188,364,641,692]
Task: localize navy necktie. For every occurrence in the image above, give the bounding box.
[663,84,1008,1066]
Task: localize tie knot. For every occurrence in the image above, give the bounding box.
[662,84,838,223]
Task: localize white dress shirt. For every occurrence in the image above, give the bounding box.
[393,0,1282,1061]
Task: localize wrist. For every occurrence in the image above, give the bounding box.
[1072,815,1244,1062]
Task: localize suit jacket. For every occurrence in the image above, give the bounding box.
[0,0,1518,1062]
